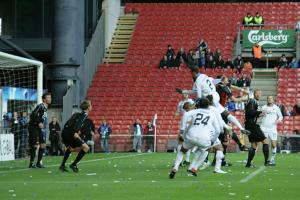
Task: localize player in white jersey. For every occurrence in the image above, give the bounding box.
[175,94,194,116]
[175,95,194,166]
[169,98,225,179]
[176,67,250,136]
[260,96,283,165]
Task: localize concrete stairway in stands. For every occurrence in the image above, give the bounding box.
[251,69,278,105]
[103,14,137,63]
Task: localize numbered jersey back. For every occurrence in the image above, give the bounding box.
[195,74,216,97]
[181,108,216,138]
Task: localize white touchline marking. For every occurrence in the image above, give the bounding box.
[0,153,147,174]
[0,180,224,184]
[240,166,265,183]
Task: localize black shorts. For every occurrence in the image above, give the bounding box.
[218,132,229,143]
[62,130,84,148]
[245,123,266,143]
[28,124,46,146]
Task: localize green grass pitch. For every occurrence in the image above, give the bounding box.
[0,152,300,200]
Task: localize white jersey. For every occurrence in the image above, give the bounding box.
[193,74,225,113]
[260,104,283,134]
[194,74,216,98]
[180,108,221,147]
[208,106,225,141]
[176,98,194,115]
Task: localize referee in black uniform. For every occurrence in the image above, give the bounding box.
[28,93,51,168]
[59,100,93,172]
[245,90,272,167]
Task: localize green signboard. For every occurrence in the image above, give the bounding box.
[242,29,295,48]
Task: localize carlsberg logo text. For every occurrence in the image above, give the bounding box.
[248,30,288,46]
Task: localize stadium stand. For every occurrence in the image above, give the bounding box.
[87,2,300,151]
[277,68,300,135]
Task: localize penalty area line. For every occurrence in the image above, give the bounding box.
[0,153,147,174]
[240,166,265,183]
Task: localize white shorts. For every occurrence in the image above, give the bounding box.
[182,137,212,151]
[261,127,277,141]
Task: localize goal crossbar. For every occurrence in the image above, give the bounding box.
[0,51,43,104]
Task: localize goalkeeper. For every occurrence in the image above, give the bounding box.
[59,100,94,173]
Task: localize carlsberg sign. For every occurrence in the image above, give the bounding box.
[243,29,295,48]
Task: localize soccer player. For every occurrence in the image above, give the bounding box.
[261,96,283,165]
[28,93,51,168]
[188,97,228,175]
[176,67,250,136]
[244,90,272,167]
[169,98,223,179]
[175,94,194,166]
[214,76,250,166]
[59,100,93,172]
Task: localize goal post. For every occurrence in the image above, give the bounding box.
[0,51,43,160]
[0,51,43,105]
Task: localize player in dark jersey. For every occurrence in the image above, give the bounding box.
[244,90,273,167]
[59,100,94,172]
[28,93,51,168]
[216,77,250,150]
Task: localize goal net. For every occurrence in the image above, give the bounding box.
[0,51,43,160]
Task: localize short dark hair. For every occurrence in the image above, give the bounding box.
[183,102,192,111]
[195,98,210,109]
[206,95,214,105]
[42,92,51,100]
[80,100,91,110]
[190,67,199,74]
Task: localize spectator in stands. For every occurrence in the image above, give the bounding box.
[205,48,214,62]
[292,101,300,116]
[237,74,251,87]
[144,121,155,153]
[243,59,253,72]
[49,116,63,156]
[206,55,215,69]
[224,58,234,69]
[253,12,264,26]
[286,106,294,116]
[276,100,287,117]
[176,47,187,64]
[18,111,29,158]
[169,55,180,69]
[296,21,300,32]
[252,43,266,68]
[159,55,169,69]
[243,12,254,26]
[293,130,300,135]
[278,54,288,68]
[166,44,175,61]
[187,49,195,69]
[289,57,299,69]
[131,119,143,153]
[215,55,224,69]
[214,48,222,61]
[198,50,206,68]
[229,72,238,86]
[98,119,112,153]
[197,39,208,53]
[234,55,244,73]
[235,90,245,111]
[226,100,236,112]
